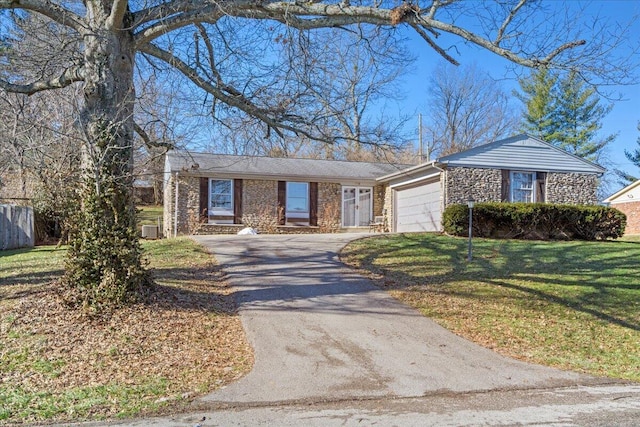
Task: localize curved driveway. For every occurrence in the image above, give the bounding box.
[193,233,589,405]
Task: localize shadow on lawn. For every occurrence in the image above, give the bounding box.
[344,233,640,332]
[148,265,238,315]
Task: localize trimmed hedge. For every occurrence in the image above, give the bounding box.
[442,202,626,241]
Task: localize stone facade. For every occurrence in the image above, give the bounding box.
[163,173,200,237]
[382,185,393,232]
[610,202,639,235]
[166,176,354,235]
[546,172,599,205]
[317,182,341,232]
[243,179,279,223]
[443,167,502,207]
[442,167,599,207]
[164,168,602,236]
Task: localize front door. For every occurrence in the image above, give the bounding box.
[342,187,372,227]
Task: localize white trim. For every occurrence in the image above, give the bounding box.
[510,170,536,203]
[286,181,309,217]
[389,171,441,189]
[604,180,640,204]
[341,186,373,227]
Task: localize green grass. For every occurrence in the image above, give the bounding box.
[0,237,249,425]
[0,246,66,289]
[342,233,640,381]
[136,205,163,227]
[0,378,171,422]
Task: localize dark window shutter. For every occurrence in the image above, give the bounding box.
[501,170,510,202]
[536,172,546,203]
[234,179,243,224]
[309,182,318,226]
[277,181,286,225]
[199,177,209,222]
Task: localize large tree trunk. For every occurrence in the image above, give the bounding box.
[61,8,152,313]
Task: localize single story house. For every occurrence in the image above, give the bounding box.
[163,134,605,236]
[604,180,640,235]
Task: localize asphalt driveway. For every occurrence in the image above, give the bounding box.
[193,233,590,406]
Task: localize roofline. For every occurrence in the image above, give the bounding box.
[376,160,442,182]
[166,150,410,183]
[604,179,640,203]
[169,169,380,185]
[437,133,607,174]
[166,150,410,169]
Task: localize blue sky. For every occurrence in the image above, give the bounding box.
[397,0,639,193]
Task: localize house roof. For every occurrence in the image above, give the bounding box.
[604,180,640,204]
[437,134,606,175]
[165,151,412,183]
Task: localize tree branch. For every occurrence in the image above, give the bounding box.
[134,8,224,46]
[0,66,84,95]
[107,0,129,31]
[541,39,587,64]
[411,23,459,65]
[139,43,333,143]
[133,122,174,149]
[0,0,85,33]
[495,0,527,46]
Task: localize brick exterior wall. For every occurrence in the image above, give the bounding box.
[611,202,640,235]
[546,172,599,205]
[443,167,502,207]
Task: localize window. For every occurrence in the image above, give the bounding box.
[209,179,233,215]
[511,171,535,203]
[286,182,309,218]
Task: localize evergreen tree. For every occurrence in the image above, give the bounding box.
[517,69,616,162]
[516,68,560,143]
[617,122,640,183]
[555,71,616,160]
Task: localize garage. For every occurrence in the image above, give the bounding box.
[395,178,442,232]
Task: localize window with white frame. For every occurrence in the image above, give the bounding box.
[286,182,309,218]
[209,179,233,217]
[510,171,535,202]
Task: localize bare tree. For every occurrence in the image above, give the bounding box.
[424,62,519,157]
[289,26,413,160]
[0,0,635,310]
[0,86,82,241]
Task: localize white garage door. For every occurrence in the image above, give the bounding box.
[395,179,442,232]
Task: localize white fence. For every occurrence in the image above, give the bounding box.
[0,204,34,250]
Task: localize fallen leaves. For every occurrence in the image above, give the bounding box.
[0,241,253,423]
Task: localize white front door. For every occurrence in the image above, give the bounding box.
[342,187,372,227]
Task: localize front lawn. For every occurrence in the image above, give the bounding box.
[341,233,640,381]
[0,238,252,425]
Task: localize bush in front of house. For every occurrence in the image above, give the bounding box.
[442,203,626,240]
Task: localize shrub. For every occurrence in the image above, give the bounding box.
[442,202,626,241]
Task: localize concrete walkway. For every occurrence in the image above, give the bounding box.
[192,233,592,406]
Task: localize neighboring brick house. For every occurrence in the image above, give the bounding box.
[604,180,640,235]
[164,134,605,236]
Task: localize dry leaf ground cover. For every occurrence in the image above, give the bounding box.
[341,233,640,382]
[0,238,252,425]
